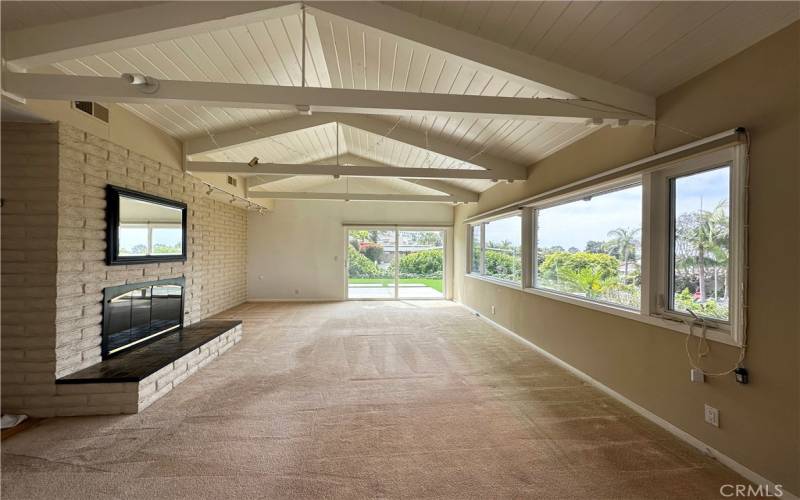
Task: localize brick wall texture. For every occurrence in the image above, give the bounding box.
[1,122,247,416]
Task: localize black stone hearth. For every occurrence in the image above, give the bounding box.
[57,320,242,384]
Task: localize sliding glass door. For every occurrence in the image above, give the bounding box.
[346,227,445,300]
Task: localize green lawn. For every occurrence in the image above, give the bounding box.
[349,278,443,293]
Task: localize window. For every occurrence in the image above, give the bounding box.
[535,184,642,309]
[468,214,522,284]
[669,167,731,321]
[651,145,744,338]
[463,138,746,346]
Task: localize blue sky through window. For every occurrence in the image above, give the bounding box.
[537,185,642,250]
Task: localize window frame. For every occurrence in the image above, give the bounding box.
[466,212,524,287]
[646,146,746,345]
[464,143,747,347]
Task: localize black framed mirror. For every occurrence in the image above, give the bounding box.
[106,185,188,265]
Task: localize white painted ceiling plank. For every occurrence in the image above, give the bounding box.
[5,1,300,69]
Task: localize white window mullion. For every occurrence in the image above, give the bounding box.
[522,208,533,289]
[479,223,486,275]
[640,172,654,316]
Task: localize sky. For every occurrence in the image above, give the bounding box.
[537,185,642,250]
[674,166,730,217]
[484,165,730,251]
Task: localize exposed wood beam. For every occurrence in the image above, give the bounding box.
[307,1,654,118]
[186,113,525,178]
[246,191,464,203]
[3,72,650,127]
[249,175,296,188]
[247,153,481,200]
[3,2,299,70]
[187,161,523,181]
[403,179,479,202]
[318,153,480,201]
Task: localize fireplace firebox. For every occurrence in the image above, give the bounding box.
[102,278,185,358]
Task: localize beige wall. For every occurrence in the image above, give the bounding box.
[247,199,454,301]
[1,122,248,417]
[2,97,272,209]
[453,23,799,493]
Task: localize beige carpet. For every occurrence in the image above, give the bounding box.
[2,301,747,499]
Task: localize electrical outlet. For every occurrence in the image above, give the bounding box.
[704,404,719,427]
[491,305,496,315]
[294,289,300,295]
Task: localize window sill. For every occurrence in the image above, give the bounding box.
[464,273,739,347]
[465,273,523,289]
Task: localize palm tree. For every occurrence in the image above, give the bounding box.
[683,200,728,301]
[604,227,640,282]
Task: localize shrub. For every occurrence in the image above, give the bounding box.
[673,288,728,320]
[360,242,385,263]
[399,249,443,278]
[485,249,519,281]
[539,251,619,283]
[347,246,380,278]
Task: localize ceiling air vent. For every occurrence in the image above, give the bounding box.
[226,175,238,187]
[72,101,109,123]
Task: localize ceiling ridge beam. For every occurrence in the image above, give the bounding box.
[187,161,525,181]
[185,113,526,178]
[3,72,649,129]
[307,1,654,118]
[4,2,300,70]
[256,152,481,201]
[245,191,464,203]
[328,152,480,201]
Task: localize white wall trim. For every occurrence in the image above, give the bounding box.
[457,301,795,499]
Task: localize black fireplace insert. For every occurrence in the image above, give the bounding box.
[102,277,185,358]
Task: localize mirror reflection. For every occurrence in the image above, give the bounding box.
[118,195,183,257]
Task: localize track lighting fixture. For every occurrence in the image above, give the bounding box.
[248,157,259,168]
[206,185,214,195]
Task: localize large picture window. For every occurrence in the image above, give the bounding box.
[468,214,522,284]
[464,138,747,346]
[535,184,642,309]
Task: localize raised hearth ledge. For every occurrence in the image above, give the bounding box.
[53,320,242,416]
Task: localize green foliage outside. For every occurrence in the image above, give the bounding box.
[537,251,639,308]
[673,289,727,320]
[347,246,381,278]
[484,248,521,282]
[398,248,443,278]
